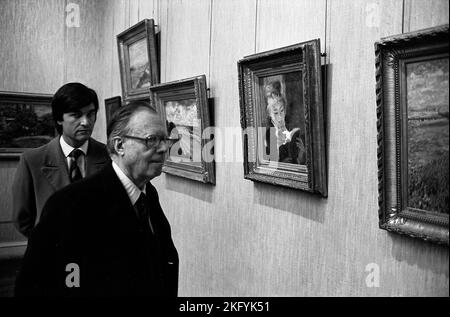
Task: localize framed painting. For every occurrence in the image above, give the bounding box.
[122,93,153,109]
[238,40,327,196]
[104,96,122,126]
[0,91,55,158]
[375,24,449,245]
[117,19,159,102]
[150,75,215,184]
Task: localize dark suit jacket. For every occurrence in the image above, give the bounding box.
[12,136,110,237]
[14,163,179,297]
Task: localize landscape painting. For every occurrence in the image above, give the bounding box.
[0,93,55,153]
[406,57,449,214]
[375,24,448,244]
[128,38,150,90]
[165,98,202,167]
[117,19,158,102]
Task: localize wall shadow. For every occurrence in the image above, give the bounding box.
[253,181,327,223]
[164,173,214,203]
[389,232,449,277]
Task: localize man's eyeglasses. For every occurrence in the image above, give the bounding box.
[122,134,181,148]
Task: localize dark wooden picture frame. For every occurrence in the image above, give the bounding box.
[117,19,159,102]
[238,41,327,196]
[375,24,449,245]
[0,91,55,158]
[104,96,122,126]
[150,75,215,184]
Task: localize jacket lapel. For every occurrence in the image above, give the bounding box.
[103,166,159,244]
[100,163,140,226]
[85,138,109,176]
[41,137,70,191]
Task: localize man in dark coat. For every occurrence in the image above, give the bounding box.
[12,82,110,237]
[15,103,179,296]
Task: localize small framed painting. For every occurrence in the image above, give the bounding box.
[117,19,159,102]
[238,41,327,196]
[104,96,122,126]
[0,91,55,158]
[150,75,215,184]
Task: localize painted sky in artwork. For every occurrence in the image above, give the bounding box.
[407,58,449,112]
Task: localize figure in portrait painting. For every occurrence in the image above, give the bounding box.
[264,80,306,165]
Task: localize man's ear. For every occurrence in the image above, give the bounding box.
[113,137,125,156]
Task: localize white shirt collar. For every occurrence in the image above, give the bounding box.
[112,161,146,206]
[59,135,88,157]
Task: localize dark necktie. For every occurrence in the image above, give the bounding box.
[134,193,155,235]
[134,193,163,290]
[69,149,83,183]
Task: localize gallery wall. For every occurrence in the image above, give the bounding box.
[0,0,449,296]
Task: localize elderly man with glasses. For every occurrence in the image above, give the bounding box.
[15,102,179,297]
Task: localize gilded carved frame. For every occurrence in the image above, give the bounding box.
[375,25,449,245]
[238,41,327,196]
[150,75,215,184]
